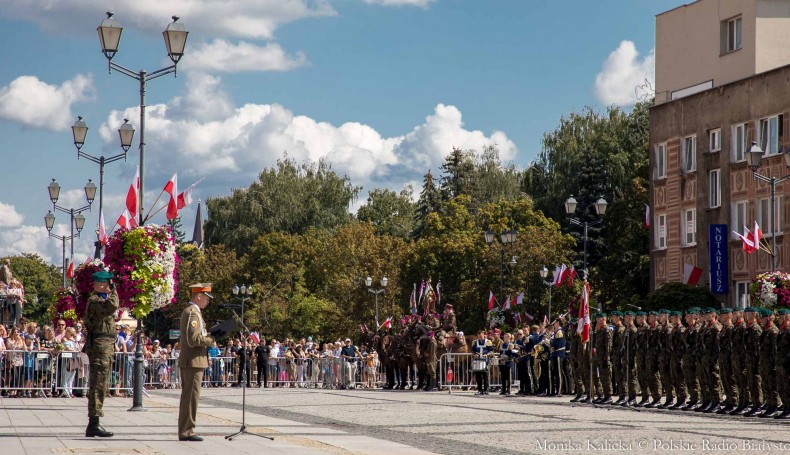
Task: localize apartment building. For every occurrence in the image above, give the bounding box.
[650,0,790,306]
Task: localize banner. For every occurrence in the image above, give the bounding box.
[709,224,728,294]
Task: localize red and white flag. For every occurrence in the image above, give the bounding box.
[487,291,496,311]
[565,265,577,288]
[117,209,137,230]
[516,292,524,306]
[163,173,179,220]
[524,312,534,321]
[504,294,511,310]
[66,261,74,279]
[543,314,548,326]
[382,317,393,330]
[734,226,756,254]
[683,263,703,286]
[553,264,568,288]
[645,204,650,229]
[577,281,591,344]
[126,166,140,219]
[177,177,204,210]
[98,209,108,245]
[754,221,763,248]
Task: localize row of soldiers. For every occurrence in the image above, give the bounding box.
[569,306,790,419]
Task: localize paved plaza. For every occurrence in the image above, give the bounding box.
[1,388,789,454]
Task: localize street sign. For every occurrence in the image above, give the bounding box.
[169,329,180,340]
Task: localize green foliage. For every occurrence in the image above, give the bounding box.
[439,147,475,200]
[204,157,361,255]
[357,187,416,239]
[413,170,442,238]
[168,216,186,244]
[645,282,719,312]
[1,254,62,324]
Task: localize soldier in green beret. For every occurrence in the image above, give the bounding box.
[621,311,638,406]
[657,309,674,408]
[716,308,737,414]
[743,307,764,417]
[775,308,790,419]
[668,311,687,409]
[681,308,701,410]
[610,311,626,405]
[699,308,723,413]
[757,309,779,417]
[84,270,118,438]
[643,311,663,408]
[634,311,650,406]
[730,308,750,415]
[592,313,612,404]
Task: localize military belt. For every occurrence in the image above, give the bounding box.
[93,334,115,339]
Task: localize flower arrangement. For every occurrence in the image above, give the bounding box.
[103,225,179,318]
[486,308,506,328]
[749,271,790,308]
[47,288,80,327]
[74,259,105,314]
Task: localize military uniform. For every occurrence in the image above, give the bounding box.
[717,309,737,413]
[570,325,589,401]
[84,271,119,438]
[699,309,722,413]
[622,313,638,405]
[669,312,687,409]
[657,310,674,408]
[178,284,215,441]
[472,337,492,394]
[775,309,790,419]
[743,308,764,417]
[592,314,612,403]
[730,312,750,414]
[549,328,567,396]
[634,314,650,405]
[757,309,780,417]
[609,312,626,403]
[681,309,701,409]
[644,315,663,407]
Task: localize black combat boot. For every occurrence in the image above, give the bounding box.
[598,395,613,405]
[85,417,113,438]
[643,398,661,408]
[774,407,790,419]
[743,403,763,417]
[623,396,637,407]
[570,393,582,402]
[682,399,698,411]
[758,406,777,418]
[613,396,626,405]
[703,400,721,413]
[716,403,734,414]
[658,398,674,409]
[729,402,749,415]
[670,397,686,410]
[694,401,711,412]
[635,396,649,407]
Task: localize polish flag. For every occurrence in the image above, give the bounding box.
[126,166,140,218]
[66,261,74,279]
[163,173,179,220]
[177,177,204,210]
[565,266,577,288]
[577,281,591,344]
[504,294,511,310]
[555,264,569,288]
[523,312,534,321]
[754,221,763,248]
[117,209,137,230]
[683,263,703,286]
[734,227,756,254]
[487,291,496,311]
[543,314,548,326]
[382,317,393,330]
[645,204,650,229]
[516,292,524,306]
[98,209,108,245]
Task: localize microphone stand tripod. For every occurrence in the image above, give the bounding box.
[224,295,274,442]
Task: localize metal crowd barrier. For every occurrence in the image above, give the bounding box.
[438,353,519,392]
[0,349,54,396]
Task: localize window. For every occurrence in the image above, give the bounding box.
[757,115,783,155]
[682,208,696,246]
[732,123,748,162]
[723,16,742,53]
[683,136,696,172]
[708,169,721,208]
[655,143,667,179]
[709,128,721,153]
[756,196,783,235]
[655,214,667,249]
[735,281,750,309]
[731,200,748,239]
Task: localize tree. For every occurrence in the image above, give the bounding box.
[1,254,62,324]
[644,282,718,312]
[412,170,442,238]
[204,157,361,255]
[469,145,522,206]
[439,147,474,200]
[168,216,186,244]
[357,187,416,239]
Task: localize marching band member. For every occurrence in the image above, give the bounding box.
[472,331,492,395]
[498,333,518,395]
[549,319,567,397]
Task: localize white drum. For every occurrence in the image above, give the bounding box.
[472,359,487,372]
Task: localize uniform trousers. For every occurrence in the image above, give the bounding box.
[87,341,114,418]
[719,355,736,406]
[682,355,699,402]
[178,367,203,438]
[475,370,488,392]
[759,363,778,408]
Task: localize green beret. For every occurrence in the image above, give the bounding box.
[595,312,607,318]
[672,311,683,317]
[777,308,790,316]
[610,310,623,317]
[732,307,744,312]
[648,310,659,316]
[684,308,698,315]
[92,270,114,282]
[635,311,647,316]
[760,308,775,317]
[624,311,636,316]
[658,309,670,314]
[689,307,701,313]
[701,307,714,314]
[719,308,733,314]
[744,307,757,313]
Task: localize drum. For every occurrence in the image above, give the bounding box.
[472,359,487,372]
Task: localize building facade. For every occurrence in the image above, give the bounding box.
[650,0,790,307]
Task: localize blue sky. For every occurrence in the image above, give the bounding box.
[0,0,685,264]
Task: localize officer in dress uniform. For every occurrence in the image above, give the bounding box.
[472,331,492,395]
[775,308,790,420]
[84,270,119,438]
[178,283,215,441]
[549,320,567,397]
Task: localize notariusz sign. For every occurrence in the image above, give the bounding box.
[709,224,728,294]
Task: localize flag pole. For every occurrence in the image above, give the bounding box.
[142,186,167,223]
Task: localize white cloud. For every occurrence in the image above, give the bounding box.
[181,40,308,73]
[364,0,433,6]
[95,76,517,203]
[0,74,94,131]
[594,40,655,106]
[0,202,24,228]
[1,1,337,40]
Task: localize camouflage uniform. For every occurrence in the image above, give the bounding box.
[701,318,723,409]
[776,317,790,417]
[682,319,701,405]
[718,319,737,409]
[658,320,674,404]
[730,318,750,411]
[592,322,612,400]
[635,321,650,403]
[670,320,687,406]
[85,289,119,419]
[570,328,588,398]
[645,323,663,404]
[611,322,626,399]
[623,322,638,401]
[744,320,763,412]
[759,322,780,413]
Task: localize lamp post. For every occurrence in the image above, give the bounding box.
[484,229,518,308]
[746,141,790,272]
[71,116,135,258]
[97,11,188,411]
[46,179,95,284]
[564,194,607,404]
[97,11,189,226]
[365,276,388,328]
[539,266,554,322]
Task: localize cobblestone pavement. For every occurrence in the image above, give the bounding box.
[154,387,790,455]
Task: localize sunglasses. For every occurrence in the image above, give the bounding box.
[58,324,66,327]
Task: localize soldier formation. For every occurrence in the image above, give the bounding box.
[568,307,790,420]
